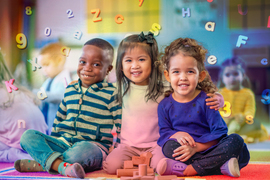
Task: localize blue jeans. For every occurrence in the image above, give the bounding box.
[164,134,250,176]
[20,129,103,174]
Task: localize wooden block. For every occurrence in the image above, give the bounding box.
[133,171,139,177]
[120,176,141,180]
[141,176,155,180]
[140,152,153,167]
[132,156,146,165]
[155,175,178,180]
[139,164,147,176]
[124,160,134,169]
[146,168,154,176]
[117,169,137,177]
[117,168,154,178]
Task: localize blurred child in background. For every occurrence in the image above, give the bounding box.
[218,57,268,143]
[0,51,47,162]
[37,42,72,134]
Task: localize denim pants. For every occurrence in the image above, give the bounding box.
[20,129,103,174]
[166,134,250,176]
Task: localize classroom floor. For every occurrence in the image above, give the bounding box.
[1,130,269,180]
[0,138,269,180]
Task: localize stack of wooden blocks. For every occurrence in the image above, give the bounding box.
[117,152,183,180]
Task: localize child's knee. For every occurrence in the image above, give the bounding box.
[20,129,37,148]
[103,155,122,174]
[64,141,102,162]
[228,134,244,145]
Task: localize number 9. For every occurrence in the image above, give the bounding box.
[220,101,232,118]
[16,33,27,49]
[261,89,270,105]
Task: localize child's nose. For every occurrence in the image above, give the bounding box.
[131,62,139,69]
[83,64,92,71]
[179,73,187,80]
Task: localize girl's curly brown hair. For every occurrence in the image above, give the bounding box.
[159,38,218,97]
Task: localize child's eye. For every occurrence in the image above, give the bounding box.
[93,63,101,67]
[225,73,230,77]
[188,71,194,73]
[124,59,132,62]
[233,72,239,76]
[172,71,179,74]
[79,60,85,64]
[139,58,145,61]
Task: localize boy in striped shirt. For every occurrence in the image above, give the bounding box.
[15,38,121,179]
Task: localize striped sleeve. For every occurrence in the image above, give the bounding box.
[108,88,122,143]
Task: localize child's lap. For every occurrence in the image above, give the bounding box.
[105,143,165,169]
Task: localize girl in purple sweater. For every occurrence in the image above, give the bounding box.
[156,38,249,178]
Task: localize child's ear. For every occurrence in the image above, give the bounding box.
[164,70,170,83]
[199,70,207,82]
[106,65,113,75]
[56,55,65,67]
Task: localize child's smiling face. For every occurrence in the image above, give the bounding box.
[222,65,244,91]
[122,46,151,86]
[164,52,205,102]
[77,45,112,88]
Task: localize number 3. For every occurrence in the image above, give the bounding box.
[220,101,232,118]
[16,33,27,49]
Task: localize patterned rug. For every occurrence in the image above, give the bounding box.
[0,163,269,180]
[1,140,269,180]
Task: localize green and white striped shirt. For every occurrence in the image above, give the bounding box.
[51,80,121,154]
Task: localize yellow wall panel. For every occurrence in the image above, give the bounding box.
[86,0,160,33]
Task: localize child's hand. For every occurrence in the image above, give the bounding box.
[172,144,196,162]
[170,132,196,147]
[206,93,224,110]
[234,114,245,124]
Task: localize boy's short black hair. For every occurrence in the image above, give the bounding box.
[84,38,114,63]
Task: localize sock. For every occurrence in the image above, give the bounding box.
[58,162,85,179]
[14,159,45,172]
